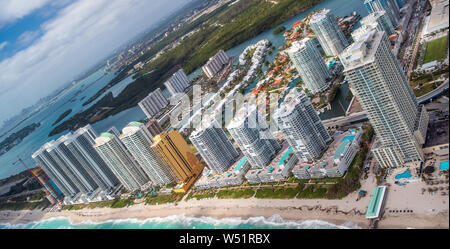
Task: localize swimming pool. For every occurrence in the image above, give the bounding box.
[235,157,247,173]
[342,136,355,142]
[279,147,293,167]
[440,161,449,170]
[395,169,412,180]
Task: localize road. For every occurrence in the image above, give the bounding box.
[417,80,449,103]
[323,80,449,128]
[406,0,427,79]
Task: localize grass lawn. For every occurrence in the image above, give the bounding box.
[413,81,444,97]
[254,186,302,199]
[216,188,255,199]
[145,193,184,205]
[423,36,448,64]
[296,185,328,199]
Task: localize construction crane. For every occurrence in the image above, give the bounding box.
[12,147,63,202]
[11,146,36,175]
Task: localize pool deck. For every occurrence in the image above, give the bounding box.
[292,128,361,174]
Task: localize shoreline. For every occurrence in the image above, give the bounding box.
[1,197,448,229]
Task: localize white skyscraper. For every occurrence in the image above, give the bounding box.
[164,69,190,96]
[120,122,175,186]
[288,38,331,94]
[309,9,349,57]
[32,145,81,201]
[190,118,239,173]
[274,88,332,162]
[46,136,99,197]
[353,10,395,41]
[138,88,169,119]
[227,104,280,168]
[202,50,229,79]
[340,30,428,168]
[364,0,400,27]
[64,125,120,194]
[94,133,150,191]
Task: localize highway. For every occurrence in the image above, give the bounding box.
[416,80,449,103]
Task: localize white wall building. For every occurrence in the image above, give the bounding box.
[227,104,281,168]
[94,133,150,191]
[275,88,332,162]
[190,118,239,173]
[138,88,169,119]
[309,9,349,57]
[202,50,229,79]
[164,69,190,96]
[120,122,175,186]
[288,38,331,94]
[340,30,428,168]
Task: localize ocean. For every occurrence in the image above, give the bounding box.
[0,214,361,229]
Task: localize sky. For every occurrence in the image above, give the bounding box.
[0,0,193,124]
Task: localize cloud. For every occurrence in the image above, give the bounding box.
[0,41,8,51]
[0,0,52,27]
[16,30,41,46]
[0,0,192,123]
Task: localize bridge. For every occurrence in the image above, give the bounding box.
[323,80,449,128]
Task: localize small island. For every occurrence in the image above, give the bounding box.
[273,25,286,35]
[0,123,41,156]
[52,109,72,126]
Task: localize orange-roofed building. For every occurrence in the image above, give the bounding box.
[293,20,302,29]
[388,33,398,40]
[272,80,282,87]
[290,32,300,39]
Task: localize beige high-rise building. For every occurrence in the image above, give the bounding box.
[151,128,204,192]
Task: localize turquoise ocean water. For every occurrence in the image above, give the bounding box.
[0,214,360,229]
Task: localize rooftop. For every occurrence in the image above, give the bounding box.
[293,128,361,171]
[309,9,330,24]
[226,103,257,130]
[94,132,114,146]
[287,38,312,54]
[366,186,387,219]
[274,88,305,119]
[120,122,144,137]
[340,29,382,71]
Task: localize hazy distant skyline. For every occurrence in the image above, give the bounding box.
[0,0,194,125]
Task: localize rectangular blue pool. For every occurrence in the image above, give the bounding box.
[342,136,355,142]
[440,161,449,170]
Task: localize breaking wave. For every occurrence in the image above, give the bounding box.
[0,214,360,229]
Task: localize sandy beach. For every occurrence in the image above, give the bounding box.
[1,165,448,229]
[0,194,447,229]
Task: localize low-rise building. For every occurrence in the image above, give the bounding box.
[292,128,364,180]
[194,156,250,190]
[244,143,298,183]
